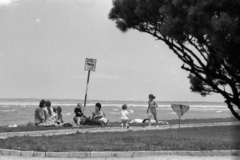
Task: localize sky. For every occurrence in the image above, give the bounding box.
[0,0,224,102]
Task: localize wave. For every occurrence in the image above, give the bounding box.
[129,110,134,113]
[1,106,9,108]
[62,113,72,116]
[110,112,120,115]
[0,109,15,112]
[0,101,228,108]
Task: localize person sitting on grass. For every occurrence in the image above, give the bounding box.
[73,103,87,125]
[92,103,104,121]
[83,103,108,126]
[52,106,57,120]
[120,104,129,129]
[35,99,46,126]
[43,100,55,122]
[55,106,64,125]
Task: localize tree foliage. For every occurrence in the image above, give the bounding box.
[109,0,240,120]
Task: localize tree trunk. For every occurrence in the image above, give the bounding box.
[225,100,240,121]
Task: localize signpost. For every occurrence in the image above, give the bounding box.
[83,58,97,113]
[171,104,189,128]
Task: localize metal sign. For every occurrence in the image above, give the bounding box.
[171,104,189,118]
[84,58,97,71]
[171,104,190,128]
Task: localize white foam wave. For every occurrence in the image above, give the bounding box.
[0,102,228,109]
[1,106,9,108]
[129,110,134,113]
[170,112,176,114]
[216,111,222,113]
[1,109,15,112]
[110,112,120,115]
[112,109,118,111]
[62,113,72,116]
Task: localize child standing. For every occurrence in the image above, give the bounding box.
[146,94,159,127]
[121,104,129,129]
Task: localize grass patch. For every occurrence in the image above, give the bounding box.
[0,117,238,133]
[0,125,239,152]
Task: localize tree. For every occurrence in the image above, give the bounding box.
[109,0,240,120]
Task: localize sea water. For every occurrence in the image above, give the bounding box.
[0,98,235,126]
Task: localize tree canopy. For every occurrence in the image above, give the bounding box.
[109,0,240,120]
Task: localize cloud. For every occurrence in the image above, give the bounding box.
[35,18,42,23]
[71,73,122,80]
[0,0,18,7]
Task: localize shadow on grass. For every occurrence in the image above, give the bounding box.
[0,125,239,152]
[0,117,238,133]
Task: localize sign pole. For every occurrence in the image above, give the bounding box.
[178,117,180,129]
[83,70,91,113]
[83,58,97,114]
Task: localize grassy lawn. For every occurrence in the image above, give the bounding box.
[0,117,238,133]
[0,125,239,152]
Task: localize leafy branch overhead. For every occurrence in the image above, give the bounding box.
[109,0,240,120]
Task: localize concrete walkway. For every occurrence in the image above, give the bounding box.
[0,121,239,139]
[0,155,239,160]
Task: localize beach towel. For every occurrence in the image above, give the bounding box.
[98,117,109,126]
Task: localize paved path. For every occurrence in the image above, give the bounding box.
[0,121,239,139]
[0,155,239,160]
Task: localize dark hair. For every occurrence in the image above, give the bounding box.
[95,103,102,110]
[149,94,155,99]
[122,104,127,110]
[57,106,62,113]
[53,107,57,112]
[46,101,51,107]
[46,100,52,115]
[39,99,46,108]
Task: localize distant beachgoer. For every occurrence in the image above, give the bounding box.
[56,106,64,124]
[120,104,129,129]
[146,94,159,127]
[73,103,86,125]
[35,99,46,125]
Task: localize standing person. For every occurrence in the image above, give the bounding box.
[73,103,86,125]
[146,94,159,127]
[35,99,46,125]
[120,104,129,129]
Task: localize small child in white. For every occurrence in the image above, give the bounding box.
[120,104,129,129]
